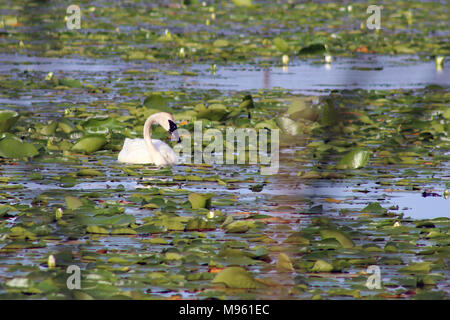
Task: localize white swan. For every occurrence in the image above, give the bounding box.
[118,112,181,166]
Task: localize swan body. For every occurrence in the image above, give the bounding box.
[118,112,180,166]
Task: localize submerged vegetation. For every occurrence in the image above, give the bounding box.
[0,0,448,300]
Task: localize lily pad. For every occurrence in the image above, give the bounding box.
[0,136,39,159]
[337,148,371,169]
[212,267,262,289]
[188,193,212,209]
[298,43,327,55]
[71,134,107,154]
[0,110,19,132]
[320,229,354,248]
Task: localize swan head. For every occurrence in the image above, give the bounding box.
[168,119,181,143]
[154,112,181,143]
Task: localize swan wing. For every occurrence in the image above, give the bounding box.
[118,138,152,164]
[152,139,178,165]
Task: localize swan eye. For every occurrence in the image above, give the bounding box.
[168,119,177,133]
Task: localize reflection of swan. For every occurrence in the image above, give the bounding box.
[118,112,181,166]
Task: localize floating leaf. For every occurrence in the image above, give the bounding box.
[361,202,387,214]
[188,193,212,209]
[40,121,58,135]
[337,148,371,169]
[213,39,229,48]
[86,225,109,234]
[0,136,39,159]
[231,0,252,7]
[143,93,169,110]
[298,43,327,55]
[82,117,125,133]
[276,253,294,272]
[0,110,19,132]
[59,77,82,88]
[276,117,302,136]
[195,103,229,121]
[399,262,431,274]
[320,229,354,248]
[287,98,318,122]
[225,220,255,233]
[65,196,83,210]
[77,169,104,177]
[310,259,334,272]
[212,267,261,289]
[273,37,289,52]
[71,134,107,154]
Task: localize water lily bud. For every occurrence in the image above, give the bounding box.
[324,54,333,63]
[282,54,289,65]
[48,255,56,268]
[207,211,215,219]
[178,47,185,58]
[210,64,217,72]
[45,72,54,81]
[164,29,173,40]
[347,5,352,12]
[206,19,210,26]
[55,207,63,220]
[211,13,216,20]
[436,56,444,69]
[393,221,401,227]
[406,11,413,25]
[444,189,449,199]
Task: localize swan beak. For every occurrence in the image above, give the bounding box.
[170,129,181,143]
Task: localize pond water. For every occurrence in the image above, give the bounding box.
[1,54,448,95]
[0,46,448,299]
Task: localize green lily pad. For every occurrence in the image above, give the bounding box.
[77,169,104,177]
[337,148,371,169]
[225,220,256,233]
[82,117,126,133]
[276,117,302,136]
[71,134,107,154]
[86,225,109,234]
[298,43,327,55]
[0,110,19,132]
[40,121,58,136]
[231,0,252,7]
[276,253,295,272]
[399,262,432,274]
[287,98,318,122]
[188,193,212,209]
[361,202,387,214]
[0,136,39,159]
[59,77,82,88]
[320,229,354,248]
[310,259,334,272]
[65,196,84,210]
[273,37,289,52]
[212,267,261,289]
[143,93,169,110]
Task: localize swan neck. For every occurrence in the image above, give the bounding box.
[143,115,157,153]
